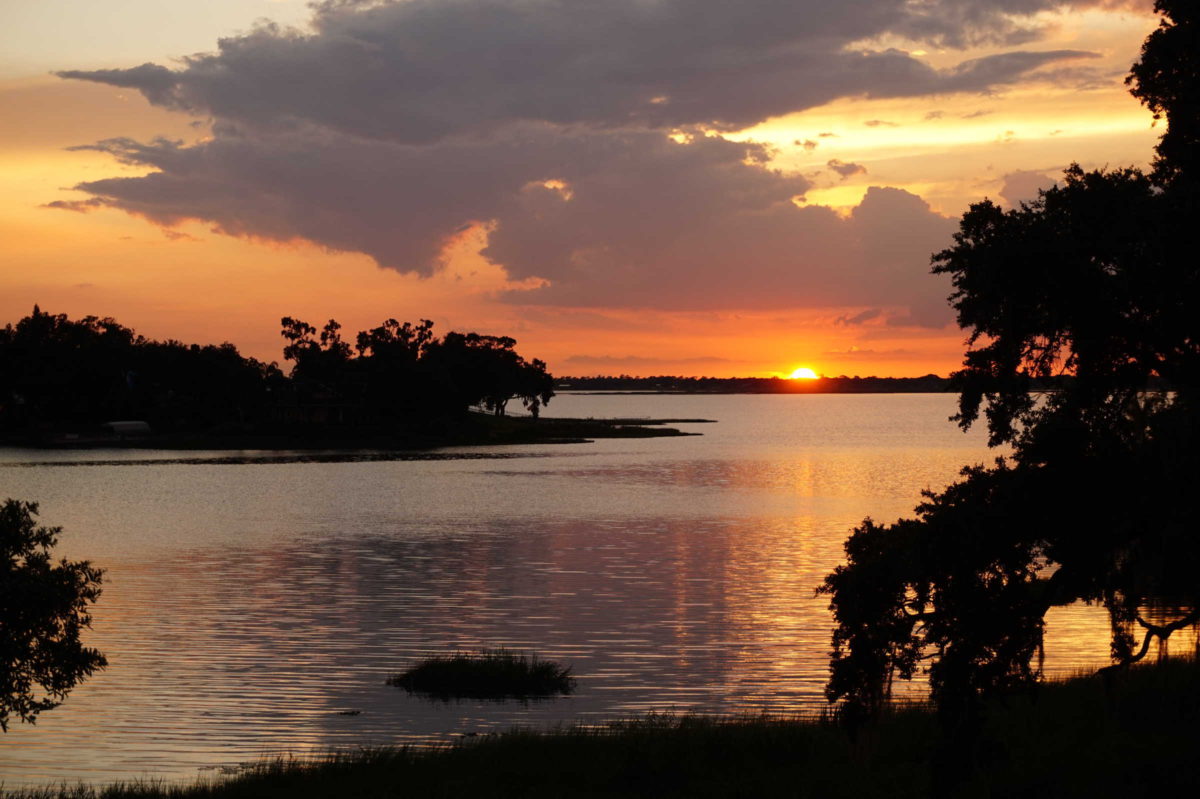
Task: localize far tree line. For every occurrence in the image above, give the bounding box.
[562,374,954,393]
[0,308,555,439]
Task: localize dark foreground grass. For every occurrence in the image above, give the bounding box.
[386,649,575,699]
[8,656,1200,799]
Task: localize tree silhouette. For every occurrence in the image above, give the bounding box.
[1128,0,1200,186]
[278,317,554,419]
[0,500,105,731]
[821,1,1200,720]
[0,306,280,435]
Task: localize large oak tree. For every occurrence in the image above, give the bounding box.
[821,0,1200,719]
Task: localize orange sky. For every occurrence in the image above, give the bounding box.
[0,1,1163,377]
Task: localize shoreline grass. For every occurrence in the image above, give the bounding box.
[5,656,1200,798]
[386,649,575,699]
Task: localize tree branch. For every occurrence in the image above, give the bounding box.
[1097,607,1200,674]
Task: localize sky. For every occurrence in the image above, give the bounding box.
[0,0,1165,377]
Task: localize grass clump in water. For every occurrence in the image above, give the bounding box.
[386,648,574,699]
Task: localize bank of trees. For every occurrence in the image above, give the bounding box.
[822,0,1200,720]
[0,309,553,438]
[0,307,282,434]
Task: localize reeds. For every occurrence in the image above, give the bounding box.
[6,656,1199,798]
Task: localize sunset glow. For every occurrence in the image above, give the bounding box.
[787,367,820,380]
[0,1,1164,376]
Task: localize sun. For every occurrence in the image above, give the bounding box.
[787,367,820,380]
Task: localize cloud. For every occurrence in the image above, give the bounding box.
[999,168,1059,207]
[924,110,946,120]
[59,1,1103,144]
[56,127,959,325]
[67,126,810,281]
[564,354,733,370]
[796,139,819,151]
[51,0,1112,327]
[43,198,107,212]
[864,119,900,128]
[827,159,868,179]
[822,346,913,358]
[835,309,884,326]
[496,185,958,328]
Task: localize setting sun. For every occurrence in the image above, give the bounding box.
[787,367,820,380]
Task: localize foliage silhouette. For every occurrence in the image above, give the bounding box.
[1128,0,1200,187]
[0,307,553,442]
[0,306,282,436]
[821,0,1200,721]
[0,499,106,731]
[278,317,554,419]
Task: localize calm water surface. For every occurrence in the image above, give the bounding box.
[0,394,1127,785]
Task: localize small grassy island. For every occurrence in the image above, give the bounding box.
[386,649,575,699]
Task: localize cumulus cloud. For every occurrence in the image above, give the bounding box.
[50,0,1115,325]
[999,168,1060,207]
[496,185,958,328]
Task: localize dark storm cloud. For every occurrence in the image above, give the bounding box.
[51,0,1118,324]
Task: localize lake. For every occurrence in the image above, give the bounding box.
[0,393,1129,785]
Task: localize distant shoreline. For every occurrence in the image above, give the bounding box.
[556,375,958,393]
